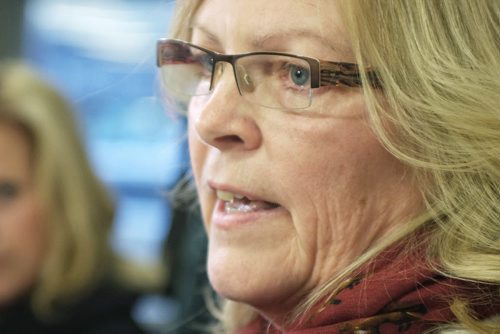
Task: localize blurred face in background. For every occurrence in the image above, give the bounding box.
[0,121,46,305]
[187,0,422,322]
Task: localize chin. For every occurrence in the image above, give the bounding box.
[207,247,306,312]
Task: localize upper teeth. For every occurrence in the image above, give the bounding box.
[216,190,245,202]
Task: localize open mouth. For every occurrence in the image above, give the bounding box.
[216,190,280,213]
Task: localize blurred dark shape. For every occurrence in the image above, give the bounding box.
[162,177,216,334]
[0,0,25,59]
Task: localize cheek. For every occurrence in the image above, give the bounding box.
[187,114,214,228]
[18,202,47,258]
[187,103,205,177]
[272,117,383,203]
[268,115,409,252]
[0,197,47,304]
[187,100,202,170]
[188,113,209,190]
[188,120,201,175]
[20,193,46,245]
[0,198,46,252]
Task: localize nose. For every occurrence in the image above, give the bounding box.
[191,62,262,151]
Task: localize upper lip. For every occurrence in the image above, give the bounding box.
[208,180,275,203]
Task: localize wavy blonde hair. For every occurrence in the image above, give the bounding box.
[169,0,500,333]
[341,1,500,332]
[0,62,115,318]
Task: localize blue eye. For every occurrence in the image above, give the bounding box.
[290,65,310,86]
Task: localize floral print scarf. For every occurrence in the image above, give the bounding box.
[238,244,499,334]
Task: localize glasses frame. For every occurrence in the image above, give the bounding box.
[157,38,380,106]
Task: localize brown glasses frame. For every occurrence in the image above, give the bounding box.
[156,38,380,94]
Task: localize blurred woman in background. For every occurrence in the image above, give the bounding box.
[0,62,146,334]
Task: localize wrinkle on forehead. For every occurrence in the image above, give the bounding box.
[193,0,352,58]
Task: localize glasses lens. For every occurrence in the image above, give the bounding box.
[235,54,312,109]
[158,40,213,98]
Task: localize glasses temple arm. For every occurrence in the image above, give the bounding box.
[319,62,381,88]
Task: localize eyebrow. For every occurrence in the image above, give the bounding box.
[190,24,347,56]
[249,29,341,54]
[189,24,220,46]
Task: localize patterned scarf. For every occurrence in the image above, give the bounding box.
[238,245,499,334]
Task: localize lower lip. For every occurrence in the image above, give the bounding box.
[211,200,285,229]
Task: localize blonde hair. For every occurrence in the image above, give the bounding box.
[0,62,115,318]
[170,0,500,332]
[341,1,500,332]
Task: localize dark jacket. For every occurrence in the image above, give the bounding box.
[0,283,145,334]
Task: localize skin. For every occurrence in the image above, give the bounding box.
[0,122,46,306]
[187,0,424,326]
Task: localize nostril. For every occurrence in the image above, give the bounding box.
[214,135,244,146]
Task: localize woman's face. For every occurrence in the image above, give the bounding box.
[188,0,423,320]
[0,122,46,305]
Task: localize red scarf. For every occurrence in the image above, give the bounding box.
[238,245,499,333]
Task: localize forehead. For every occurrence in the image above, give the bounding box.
[192,0,350,56]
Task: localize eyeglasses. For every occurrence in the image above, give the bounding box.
[156,38,379,110]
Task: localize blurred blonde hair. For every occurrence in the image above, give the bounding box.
[169,0,500,333]
[0,62,115,318]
